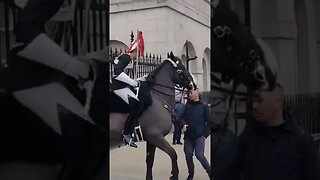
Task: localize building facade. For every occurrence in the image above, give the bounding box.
[110,0,211,92]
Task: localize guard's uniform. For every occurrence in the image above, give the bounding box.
[111,53,145,148]
[111,54,139,104]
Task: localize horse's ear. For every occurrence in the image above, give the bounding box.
[167,52,170,58]
[170,51,174,59]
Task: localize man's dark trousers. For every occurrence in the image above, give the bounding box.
[184,136,211,178]
[173,121,182,144]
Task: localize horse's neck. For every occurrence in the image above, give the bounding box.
[151,74,175,109]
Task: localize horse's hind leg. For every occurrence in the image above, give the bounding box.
[147,135,179,180]
[146,142,156,180]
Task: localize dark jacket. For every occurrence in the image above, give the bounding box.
[181,100,210,140]
[172,101,185,123]
[236,119,320,180]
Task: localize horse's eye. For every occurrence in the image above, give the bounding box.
[177,69,183,74]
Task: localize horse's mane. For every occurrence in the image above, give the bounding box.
[146,59,171,83]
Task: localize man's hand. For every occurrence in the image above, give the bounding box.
[182,124,188,133]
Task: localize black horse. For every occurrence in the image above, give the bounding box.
[211,0,278,94]
[210,0,278,126]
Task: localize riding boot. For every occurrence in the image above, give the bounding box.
[123,98,145,148]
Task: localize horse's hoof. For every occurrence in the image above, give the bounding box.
[146,175,153,180]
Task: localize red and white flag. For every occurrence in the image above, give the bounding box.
[128,31,145,56]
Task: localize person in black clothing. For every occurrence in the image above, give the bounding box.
[172,99,185,145]
[111,40,147,148]
[181,88,211,180]
[236,83,320,180]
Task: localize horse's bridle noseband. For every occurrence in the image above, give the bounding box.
[148,58,194,113]
[163,58,194,91]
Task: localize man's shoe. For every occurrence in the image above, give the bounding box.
[186,175,193,180]
[173,141,176,145]
[123,134,138,148]
[177,142,183,145]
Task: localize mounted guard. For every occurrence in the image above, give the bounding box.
[110,31,150,148]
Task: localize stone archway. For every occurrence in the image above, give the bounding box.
[181,41,197,71]
[203,48,210,91]
[109,40,129,52]
[295,0,310,93]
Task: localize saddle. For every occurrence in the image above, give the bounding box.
[109,80,152,113]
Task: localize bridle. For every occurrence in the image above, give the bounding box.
[148,58,194,96]
[147,58,194,112]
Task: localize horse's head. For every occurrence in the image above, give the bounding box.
[166,52,195,91]
[212,2,278,92]
[146,51,195,91]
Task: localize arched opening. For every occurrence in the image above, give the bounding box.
[202,59,208,91]
[181,41,197,71]
[295,0,310,93]
[203,48,210,91]
[109,40,129,52]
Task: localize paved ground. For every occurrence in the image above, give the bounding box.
[110,133,211,180]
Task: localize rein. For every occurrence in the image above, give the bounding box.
[150,87,174,97]
[150,91,174,113]
[148,82,187,112]
[149,82,187,92]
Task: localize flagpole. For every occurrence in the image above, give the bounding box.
[135,29,139,79]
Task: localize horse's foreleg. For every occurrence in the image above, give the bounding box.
[146,142,156,180]
[147,136,179,180]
